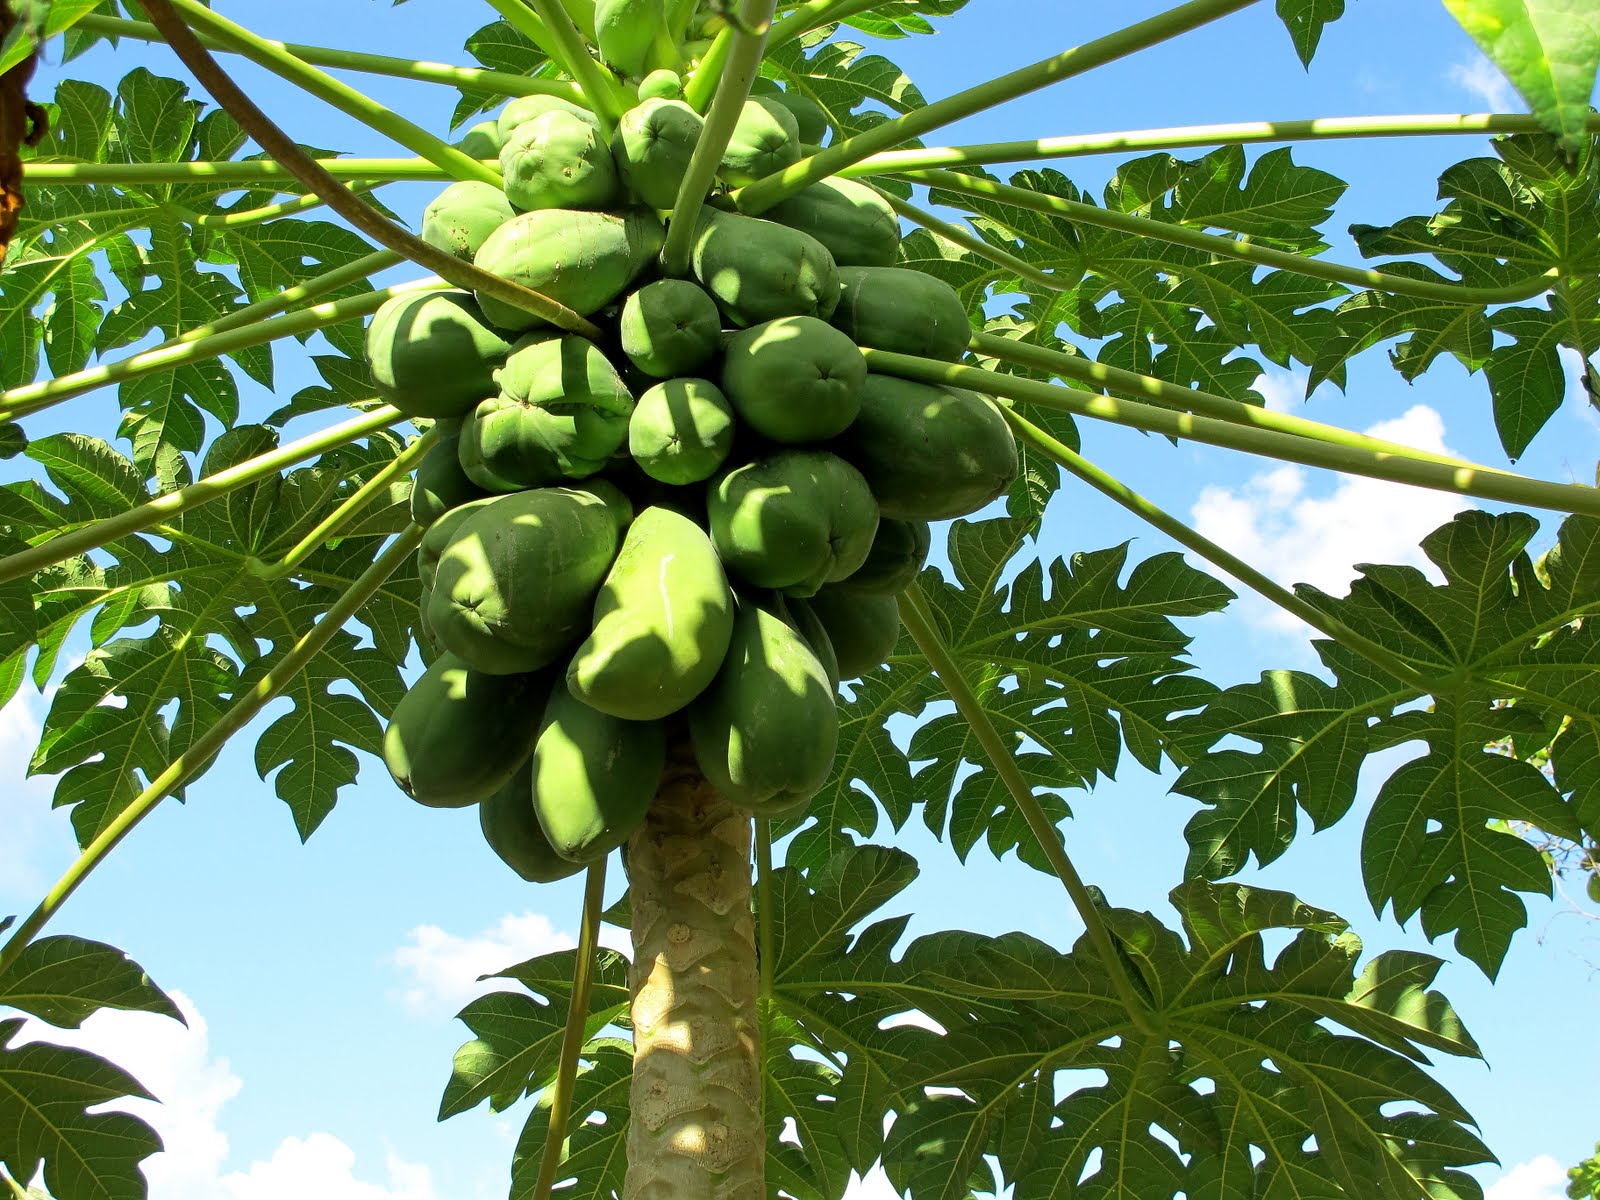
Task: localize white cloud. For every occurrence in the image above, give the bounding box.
[1252,367,1307,414]
[1486,1155,1569,1200]
[1449,55,1519,113]
[845,1166,904,1198]
[1191,405,1468,633]
[220,1135,438,1200]
[388,912,577,1019]
[0,694,79,901]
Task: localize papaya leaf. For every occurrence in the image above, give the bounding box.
[0,936,182,1030]
[508,1037,632,1200]
[838,0,970,40]
[1276,0,1345,67]
[0,1017,162,1200]
[450,19,555,129]
[767,40,927,143]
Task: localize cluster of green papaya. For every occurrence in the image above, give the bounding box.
[372,71,1018,882]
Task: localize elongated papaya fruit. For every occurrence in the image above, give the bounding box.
[479,758,586,883]
[594,0,660,78]
[410,418,490,527]
[720,97,800,186]
[829,266,971,361]
[613,98,704,210]
[365,289,513,419]
[497,94,596,142]
[568,506,735,720]
[800,586,900,679]
[767,178,899,268]
[532,685,666,862]
[691,209,839,327]
[836,517,930,595]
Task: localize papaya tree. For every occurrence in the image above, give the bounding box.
[2,0,1599,1197]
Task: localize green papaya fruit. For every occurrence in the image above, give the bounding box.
[780,594,839,690]
[478,758,586,883]
[687,596,837,815]
[692,209,840,327]
[708,449,878,596]
[422,181,516,263]
[365,289,514,419]
[473,208,665,331]
[455,120,503,160]
[532,685,666,861]
[426,482,633,674]
[832,376,1018,520]
[765,89,828,146]
[719,97,800,186]
[619,278,721,377]
[497,93,597,142]
[460,333,633,489]
[411,419,491,527]
[594,0,660,77]
[637,68,681,101]
[418,494,501,596]
[568,506,735,720]
[766,178,899,268]
[628,377,735,485]
[612,97,704,211]
[836,518,929,595]
[801,586,900,679]
[720,315,866,443]
[830,266,971,361]
[382,652,550,808]
[500,109,621,213]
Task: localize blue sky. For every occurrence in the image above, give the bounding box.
[3,2,1598,1198]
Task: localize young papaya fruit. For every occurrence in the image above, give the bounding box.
[459,333,634,489]
[687,595,838,816]
[612,98,705,210]
[473,208,665,331]
[836,517,930,595]
[720,315,866,443]
[800,586,900,679]
[497,93,597,142]
[829,266,972,361]
[832,376,1018,520]
[692,209,840,327]
[422,181,516,262]
[454,120,503,160]
[426,482,633,674]
[499,109,621,213]
[779,594,840,690]
[719,97,800,186]
[382,652,552,808]
[418,494,501,597]
[628,377,736,485]
[765,89,828,146]
[532,684,666,862]
[410,418,491,527]
[594,0,661,78]
[619,278,721,377]
[636,68,681,101]
[567,505,735,721]
[766,178,899,268]
[478,758,586,883]
[708,449,878,596]
[365,289,514,419]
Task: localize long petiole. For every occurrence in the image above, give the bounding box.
[861,348,1600,517]
[163,0,500,187]
[897,582,1157,1034]
[764,0,882,52]
[907,167,1556,305]
[531,862,608,1200]
[969,330,1510,474]
[843,111,1600,175]
[0,526,424,980]
[74,13,584,103]
[734,0,1265,212]
[23,159,473,185]
[0,405,404,587]
[661,0,778,276]
[521,0,630,129]
[879,189,1068,292]
[166,181,385,229]
[1004,410,1438,695]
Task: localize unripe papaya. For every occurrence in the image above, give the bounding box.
[426,482,633,674]
[720,97,801,186]
[460,334,633,489]
[830,266,971,361]
[692,209,840,327]
[628,377,735,485]
[801,586,900,679]
[780,595,840,690]
[837,517,930,595]
[766,89,828,146]
[832,377,1018,520]
[417,494,502,653]
[708,449,878,596]
[500,110,621,213]
[382,652,550,808]
[612,98,704,211]
[767,178,899,268]
[720,315,865,443]
[532,685,666,861]
[455,120,503,160]
[478,758,585,883]
[473,208,665,331]
[365,289,514,419]
[619,278,721,377]
[422,181,516,263]
[688,596,837,815]
[637,68,681,101]
[497,93,597,142]
[411,418,491,527]
[568,506,735,720]
[594,0,661,78]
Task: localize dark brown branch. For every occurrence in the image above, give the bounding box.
[137,0,601,339]
[0,1,47,268]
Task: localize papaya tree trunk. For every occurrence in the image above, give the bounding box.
[624,738,763,1198]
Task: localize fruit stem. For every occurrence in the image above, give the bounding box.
[734,0,1265,213]
[520,0,630,130]
[531,861,608,1200]
[161,0,501,187]
[877,188,1069,292]
[1002,409,1439,695]
[74,13,586,104]
[659,0,778,277]
[0,405,405,587]
[906,167,1557,305]
[681,23,734,112]
[862,348,1600,518]
[0,525,424,982]
[896,582,1158,1035]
